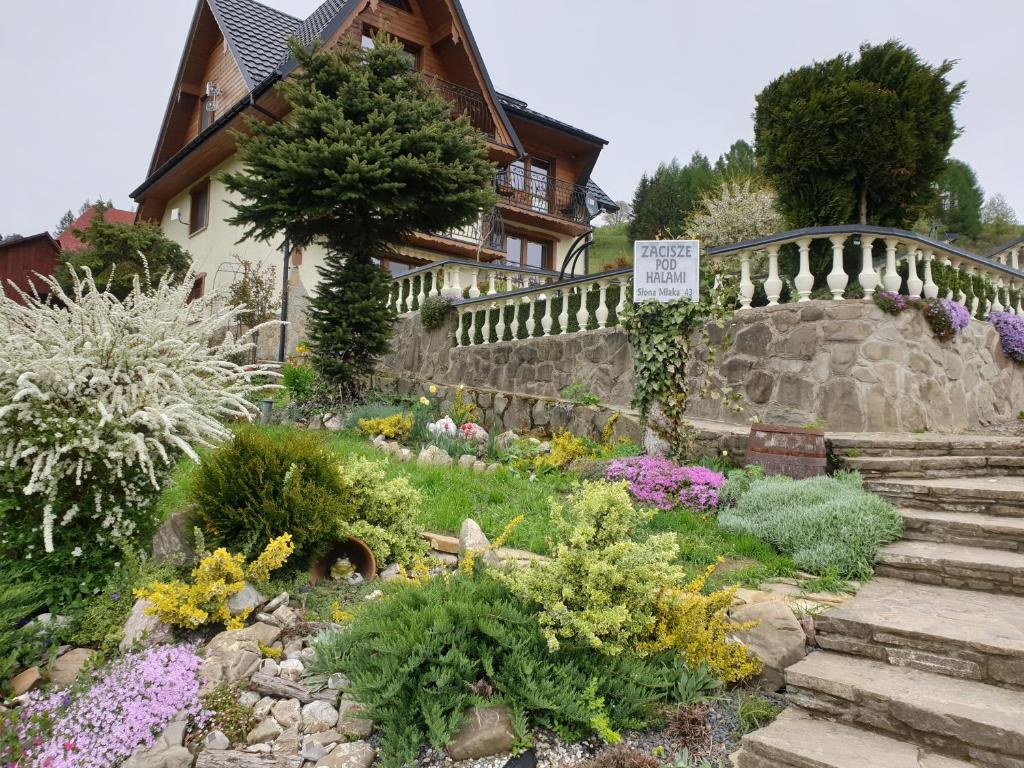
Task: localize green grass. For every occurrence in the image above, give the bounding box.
[155,425,791,588]
[588,223,632,273]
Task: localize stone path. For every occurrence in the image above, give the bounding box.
[732,433,1024,768]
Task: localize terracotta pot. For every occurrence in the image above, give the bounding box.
[309,538,377,587]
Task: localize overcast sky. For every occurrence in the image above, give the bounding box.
[1,0,1021,236]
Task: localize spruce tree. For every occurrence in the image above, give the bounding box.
[223,36,496,387]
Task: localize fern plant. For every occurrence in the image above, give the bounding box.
[309,569,689,768]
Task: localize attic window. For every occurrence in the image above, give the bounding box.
[361,27,419,69]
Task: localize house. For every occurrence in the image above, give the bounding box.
[130,0,617,351]
[0,233,61,305]
[57,205,137,252]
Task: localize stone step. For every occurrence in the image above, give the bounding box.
[875,540,1024,595]
[736,707,973,768]
[830,433,1024,459]
[865,476,1024,517]
[901,508,1024,552]
[785,652,1024,766]
[814,577,1024,689]
[844,454,1024,478]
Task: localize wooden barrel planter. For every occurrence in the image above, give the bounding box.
[309,538,377,587]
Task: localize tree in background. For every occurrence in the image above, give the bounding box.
[686,179,788,248]
[603,201,633,226]
[223,36,495,389]
[927,159,984,239]
[57,202,191,298]
[628,153,715,241]
[755,40,963,227]
[982,194,1018,237]
[53,210,75,238]
[714,140,757,181]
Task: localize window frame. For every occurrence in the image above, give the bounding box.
[189,179,210,236]
[503,230,554,271]
[361,26,420,69]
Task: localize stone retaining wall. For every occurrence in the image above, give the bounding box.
[380,301,1024,433]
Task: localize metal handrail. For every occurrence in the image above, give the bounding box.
[396,256,560,281]
[494,164,592,225]
[428,77,496,138]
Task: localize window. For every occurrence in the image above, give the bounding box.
[200,96,214,131]
[361,28,418,69]
[187,273,206,303]
[372,257,412,276]
[189,180,209,235]
[504,233,552,270]
[504,158,552,213]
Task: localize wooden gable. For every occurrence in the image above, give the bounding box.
[149,0,249,173]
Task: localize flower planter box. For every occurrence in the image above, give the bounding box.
[745,424,827,479]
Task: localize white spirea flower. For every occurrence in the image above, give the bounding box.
[71,546,83,557]
[0,265,279,553]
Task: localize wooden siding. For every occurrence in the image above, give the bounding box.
[0,236,60,305]
[185,34,247,142]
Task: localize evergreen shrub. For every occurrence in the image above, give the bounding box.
[717,472,902,580]
[419,295,453,331]
[309,570,689,768]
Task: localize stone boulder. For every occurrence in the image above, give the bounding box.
[446,705,515,761]
[418,445,453,467]
[302,700,340,734]
[731,601,807,691]
[123,721,191,768]
[120,598,174,652]
[49,648,93,687]
[202,623,281,688]
[151,512,195,564]
[227,583,265,617]
[315,741,375,768]
[459,519,498,567]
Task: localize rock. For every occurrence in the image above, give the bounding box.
[305,729,344,749]
[302,739,333,762]
[264,592,290,613]
[205,731,231,750]
[503,748,537,768]
[345,574,364,587]
[446,705,515,761]
[315,741,375,768]
[731,601,807,691]
[197,750,301,768]
[422,532,460,554]
[253,697,276,720]
[228,583,266,617]
[302,700,340,734]
[434,552,458,567]
[273,605,299,628]
[254,612,280,627]
[274,727,300,755]
[371,434,387,447]
[324,415,344,432]
[327,674,351,691]
[459,519,498,567]
[458,454,477,469]
[473,461,487,473]
[249,672,338,706]
[120,598,174,652]
[259,659,279,676]
[244,622,283,646]
[486,463,500,473]
[239,691,261,708]
[380,441,401,455]
[279,659,305,681]
[418,445,453,466]
[379,564,401,582]
[8,667,41,697]
[364,590,383,602]
[536,441,552,454]
[799,615,817,647]
[273,699,302,729]
[496,431,519,450]
[203,626,277,687]
[123,721,191,768]
[243,744,271,754]
[151,512,195,564]
[284,640,303,658]
[246,717,283,745]
[336,700,374,739]
[49,648,93,687]
[395,448,413,462]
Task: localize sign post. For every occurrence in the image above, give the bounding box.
[632,240,700,303]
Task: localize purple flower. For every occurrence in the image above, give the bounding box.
[940,299,971,332]
[990,312,1024,363]
[109,592,120,602]
[606,457,725,512]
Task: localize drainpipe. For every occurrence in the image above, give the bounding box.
[278,236,290,363]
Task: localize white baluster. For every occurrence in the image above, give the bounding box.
[764,246,782,305]
[992,277,1005,313]
[480,305,492,345]
[525,296,536,336]
[466,306,476,346]
[596,281,610,328]
[922,252,938,299]
[968,268,980,316]
[795,238,814,301]
[858,236,878,299]
[738,251,754,309]
[906,250,923,299]
[541,293,553,337]
[883,238,901,293]
[507,298,519,339]
[401,278,412,313]
[615,278,627,319]
[467,269,480,299]
[416,274,426,310]
[487,270,497,295]
[1012,247,1020,272]
[557,291,569,336]
[495,299,506,342]
[953,261,966,304]
[945,258,956,301]
[827,236,848,300]
[426,268,438,298]
[576,286,590,331]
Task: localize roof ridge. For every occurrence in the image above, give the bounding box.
[247,0,302,22]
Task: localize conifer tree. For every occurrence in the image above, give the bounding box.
[223,36,496,387]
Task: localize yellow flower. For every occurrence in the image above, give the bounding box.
[419,396,430,406]
[428,385,438,395]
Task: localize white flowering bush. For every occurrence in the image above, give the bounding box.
[686,179,788,248]
[0,267,275,603]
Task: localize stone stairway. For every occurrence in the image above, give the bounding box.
[733,434,1024,768]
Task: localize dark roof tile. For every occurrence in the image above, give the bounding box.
[498,94,607,145]
[210,0,302,89]
[294,0,353,47]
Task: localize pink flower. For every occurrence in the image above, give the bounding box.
[606,457,724,512]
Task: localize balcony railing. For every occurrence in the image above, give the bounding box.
[494,164,593,226]
[429,77,496,138]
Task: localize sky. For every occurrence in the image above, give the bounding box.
[1,0,1021,236]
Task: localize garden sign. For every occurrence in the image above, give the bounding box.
[632,240,700,303]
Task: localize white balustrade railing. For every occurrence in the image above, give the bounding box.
[387,258,559,315]
[452,269,631,347]
[708,226,1024,317]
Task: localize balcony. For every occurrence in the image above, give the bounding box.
[429,77,496,139]
[494,164,594,227]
